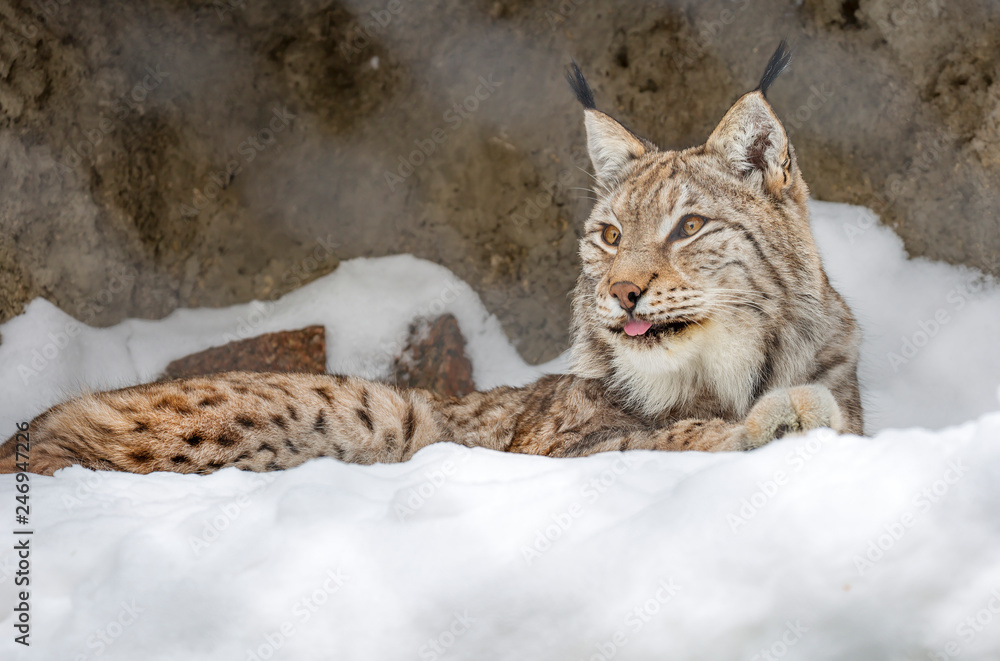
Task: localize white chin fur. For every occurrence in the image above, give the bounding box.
[608,320,760,418]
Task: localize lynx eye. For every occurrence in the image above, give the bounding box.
[601,225,621,246]
[680,215,705,237]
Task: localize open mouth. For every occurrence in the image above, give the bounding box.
[615,318,695,339]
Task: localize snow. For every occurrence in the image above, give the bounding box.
[813,202,1000,431]
[2,200,1000,660]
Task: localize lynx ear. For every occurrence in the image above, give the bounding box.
[582,110,647,184]
[567,63,647,184]
[706,42,794,197]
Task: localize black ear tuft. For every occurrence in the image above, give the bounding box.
[566,61,596,110]
[755,40,791,97]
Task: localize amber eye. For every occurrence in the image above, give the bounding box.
[680,215,705,237]
[601,225,621,246]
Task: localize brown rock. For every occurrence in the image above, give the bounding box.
[162,326,326,380]
[393,315,475,399]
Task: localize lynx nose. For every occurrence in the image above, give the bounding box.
[609,281,642,312]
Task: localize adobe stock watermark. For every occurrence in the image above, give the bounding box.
[0,552,18,586]
[671,0,752,72]
[418,611,476,661]
[582,579,681,661]
[694,0,751,52]
[61,470,110,510]
[930,588,1000,660]
[339,0,413,62]
[17,266,137,385]
[872,0,945,33]
[394,447,472,521]
[676,22,835,131]
[212,0,246,20]
[244,567,350,661]
[383,74,503,192]
[343,276,467,377]
[749,620,809,661]
[179,106,295,218]
[71,600,144,660]
[783,83,836,132]
[843,135,948,243]
[539,0,591,30]
[853,457,969,576]
[727,429,833,533]
[215,234,340,347]
[510,150,589,232]
[188,473,276,556]
[520,454,639,564]
[56,64,170,178]
[0,0,71,61]
[886,275,991,372]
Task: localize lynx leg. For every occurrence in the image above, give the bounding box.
[743,384,844,449]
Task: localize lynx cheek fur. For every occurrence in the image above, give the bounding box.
[0,43,862,476]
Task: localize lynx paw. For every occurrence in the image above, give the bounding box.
[742,385,844,450]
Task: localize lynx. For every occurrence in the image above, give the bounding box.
[1,43,862,476]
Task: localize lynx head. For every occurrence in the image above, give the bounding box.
[568,43,833,421]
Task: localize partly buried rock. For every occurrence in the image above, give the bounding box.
[162,325,327,379]
[393,314,475,398]
[160,316,475,399]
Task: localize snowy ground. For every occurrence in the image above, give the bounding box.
[1,201,999,660]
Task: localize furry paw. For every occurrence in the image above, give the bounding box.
[742,385,844,450]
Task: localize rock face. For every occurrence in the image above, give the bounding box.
[392,315,476,399]
[162,325,327,379]
[1,0,998,363]
[159,315,474,399]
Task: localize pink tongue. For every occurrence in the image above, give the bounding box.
[624,319,653,337]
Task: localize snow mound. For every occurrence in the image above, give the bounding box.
[1,200,1000,660]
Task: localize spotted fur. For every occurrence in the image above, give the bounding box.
[0,43,861,476]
